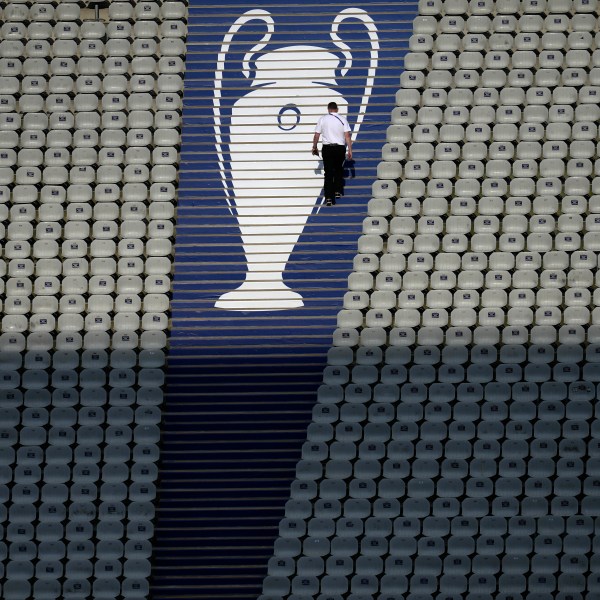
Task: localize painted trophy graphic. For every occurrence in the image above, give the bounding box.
[214,8,379,310]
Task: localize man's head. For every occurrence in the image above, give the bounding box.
[328,101,338,112]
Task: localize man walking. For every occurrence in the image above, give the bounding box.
[312,102,352,206]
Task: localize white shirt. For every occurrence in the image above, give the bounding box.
[315,112,351,145]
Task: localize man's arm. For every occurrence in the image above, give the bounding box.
[344,131,352,160]
[312,132,320,156]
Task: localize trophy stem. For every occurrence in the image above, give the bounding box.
[215,221,307,311]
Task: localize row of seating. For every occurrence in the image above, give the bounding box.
[0,536,151,553]
[325,343,600,362]
[324,360,599,385]
[345,284,600,304]
[0,423,160,442]
[367,214,600,233]
[0,331,168,351]
[395,85,599,106]
[0,20,187,39]
[378,162,600,182]
[2,517,154,535]
[3,579,149,600]
[301,440,597,463]
[419,0,598,15]
[407,34,600,56]
[333,318,597,348]
[0,1,187,24]
[2,398,160,414]
[270,534,599,560]
[323,366,600,386]
[349,268,600,287]
[402,68,599,91]
[404,56,600,78]
[0,368,165,386]
[1,445,159,464]
[0,315,170,334]
[3,556,152,575]
[0,151,180,170]
[0,250,174,265]
[1,41,185,62]
[280,506,598,529]
[369,195,598,216]
[415,15,599,35]
[1,473,158,489]
[0,80,185,98]
[1,82,183,105]
[0,274,172,289]
[314,388,596,412]
[3,126,173,147]
[263,573,598,597]
[0,130,181,150]
[301,417,595,441]
[0,347,165,364]
[284,484,596,509]
[1,147,180,167]
[387,123,596,144]
[295,455,598,477]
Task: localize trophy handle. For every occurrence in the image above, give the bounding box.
[213,10,275,213]
[330,8,379,143]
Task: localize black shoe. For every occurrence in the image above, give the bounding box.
[335,192,342,199]
[325,199,333,206]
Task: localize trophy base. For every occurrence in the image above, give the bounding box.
[215,282,304,311]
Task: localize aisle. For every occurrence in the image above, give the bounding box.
[151,3,416,598]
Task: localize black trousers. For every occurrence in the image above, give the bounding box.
[322,144,346,200]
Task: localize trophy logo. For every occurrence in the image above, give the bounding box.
[213,8,379,310]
